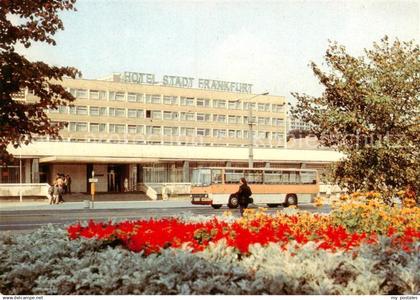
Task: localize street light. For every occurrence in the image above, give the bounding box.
[234,92,269,168]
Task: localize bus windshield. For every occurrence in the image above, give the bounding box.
[191,169,211,186]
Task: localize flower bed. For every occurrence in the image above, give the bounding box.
[67,192,420,255]
[1,192,419,295]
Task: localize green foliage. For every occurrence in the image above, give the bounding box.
[0,0,80,164]
[1,225,418,295]
[292,37,420,199]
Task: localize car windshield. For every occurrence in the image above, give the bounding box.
[191,169,211,186]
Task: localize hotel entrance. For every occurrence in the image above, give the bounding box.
[107,164,129,192]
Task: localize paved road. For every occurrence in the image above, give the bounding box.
[0,201,331,232]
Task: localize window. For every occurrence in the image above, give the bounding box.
[301,171,317,184]
[196,98,210,107]
[146,126,162,135]
[180,97,195,106]
[145,94,161,104]
[109,107,126,117]
[151,110,162,120]
[89,90,106,100]
[69,106,87,115]
[109,124,126,133]
[89,106,106,116]
[272,132,284,140]
[163,95,178,105]
[213,99,226,108]
[58,105,68,114]
[128,125,144,134]
[180,112,195,121]
[272,104,284,113]
[76,106,88,115]
[180,127,195,136]
[256,131,265,139]
[258,117,270,125]
[263,171,282,184]
[196,113,210,122]
[228,130,242,138]
[228,115,241,124]
[245,170,263,184]
[163,111,179,120]
[69,122,88,132]
[127,93,143,102]
[127,109,144,118]
[76,89,88,99]
[90,123,106,133]
[228,101,241,110]
[225,170,244,183]
[163,127,179,136]
[272,118,283,126]
[244,102,256,110]
[196,128,210,136]
[213,114,226,123]
[109,91,126,101]
[258,103,270,111]
[243,116,256,124]
[213,129,226,138]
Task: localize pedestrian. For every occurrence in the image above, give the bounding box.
[235,177,253,217]
[66,175,72,194]
[47,183,54,205]
[52,182,61,204]
[124,178,129,192]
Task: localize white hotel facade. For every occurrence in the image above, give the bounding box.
[4,72,343,193]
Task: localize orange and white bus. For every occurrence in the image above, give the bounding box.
[191,167,319,209]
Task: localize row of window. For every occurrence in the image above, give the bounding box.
[49,106,284,126]
[68,88,284,112]
[36,137,284,148]
[64,122,284,139]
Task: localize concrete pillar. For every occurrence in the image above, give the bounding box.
[265,162,271,168]
[129,163,137,191]
[24,159,31,183]
[31,158,40,183]
[182,161,190,182]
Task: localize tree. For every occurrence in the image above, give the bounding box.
[0,0,80,164]
[292,37,419,200]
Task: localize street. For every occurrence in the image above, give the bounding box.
[0,201,331,232]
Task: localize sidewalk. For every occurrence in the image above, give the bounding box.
[0,192,193,211]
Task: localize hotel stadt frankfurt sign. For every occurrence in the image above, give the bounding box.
[122,71,253,94]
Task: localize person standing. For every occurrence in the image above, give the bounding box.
[124,178,129,192]
[66,175,72,194]
[236,177,252,217]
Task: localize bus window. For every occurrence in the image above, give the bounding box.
[301,171,317,184]
[192,169,211,186]
[211,169,222,184]
[225,169,244,184]
[245,170,263,184]
[282,171,290,184]
[264,170,282,184]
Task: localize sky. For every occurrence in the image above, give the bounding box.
[15,0,419,101]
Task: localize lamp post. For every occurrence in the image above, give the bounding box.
[235,92,269,168]
[19,150,22,202]
[284,102,291,149]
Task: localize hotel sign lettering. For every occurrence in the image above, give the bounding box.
[123,71,253,94]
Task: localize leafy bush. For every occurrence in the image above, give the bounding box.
[1,222,419,295]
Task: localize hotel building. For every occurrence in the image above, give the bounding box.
[3,73,343,194]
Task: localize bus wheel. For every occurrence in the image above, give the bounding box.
[285,194,298,207]
[211,204,222,209]
[228,196,239,209]
[267,204,278,208]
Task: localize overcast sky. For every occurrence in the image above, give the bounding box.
[16,0,419,101]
